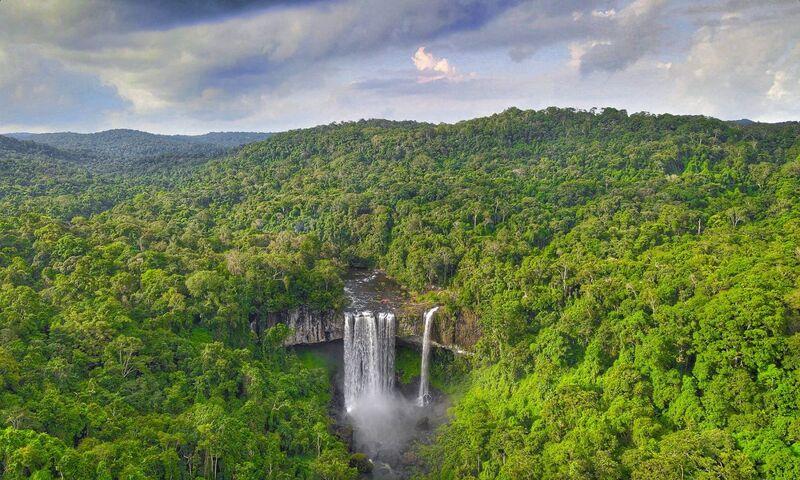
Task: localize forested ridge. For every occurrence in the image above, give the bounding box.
[6,130,272,173]
[1,107,800,479]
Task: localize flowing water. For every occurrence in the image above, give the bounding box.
[343,311,396,412]
[417,307,439,406]
[335,270,450,478]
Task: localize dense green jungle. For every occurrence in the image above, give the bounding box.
[1,107,800,479]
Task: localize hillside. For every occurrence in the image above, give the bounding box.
[0,133,182,220]
[0,134,98,204]
[7,129,271,172]
[1,108,800,479]
[0,128,271,219]
[0,134,78,160]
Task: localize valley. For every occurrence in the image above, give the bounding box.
[1,108,799,479]
[3,2,799,478]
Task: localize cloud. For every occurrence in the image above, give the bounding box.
[0,45,127,128]
[767,70,794,101]
[412,47,458,82]
[567,0,668,74]
[124,1,325,29]
[0,0,798,132]
[0,0,519,126]
[591,9,616,18]
[412,47,455,75]
[668,1,800,121]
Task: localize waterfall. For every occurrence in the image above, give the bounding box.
[417,306,439,406]
[343,311,396,412]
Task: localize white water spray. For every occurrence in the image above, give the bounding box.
[343,311,396,412]
[417,306,439,406]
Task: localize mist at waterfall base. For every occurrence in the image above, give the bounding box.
[342,310,444,476]
[346,390,430,470]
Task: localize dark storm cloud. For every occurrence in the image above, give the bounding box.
[121,0,326,29]
[128,0,526,32]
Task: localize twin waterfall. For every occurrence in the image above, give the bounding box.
[343,307,439,412]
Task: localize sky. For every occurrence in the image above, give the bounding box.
[0,0,798,134]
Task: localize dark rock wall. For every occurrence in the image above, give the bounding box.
[255,305,480,350]
[262,306,343,345]
[395,308,481,351]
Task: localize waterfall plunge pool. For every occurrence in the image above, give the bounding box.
[292,338,458,479]
[290,270,467,478]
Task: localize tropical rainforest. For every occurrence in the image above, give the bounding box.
[1,107,799,479]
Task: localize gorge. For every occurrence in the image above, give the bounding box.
[290,271,456,478]
[259,270,478,352]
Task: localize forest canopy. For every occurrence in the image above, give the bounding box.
[1,107,800,479]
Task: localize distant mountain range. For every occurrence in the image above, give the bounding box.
[4,129,272,171]
[0,132,79,161]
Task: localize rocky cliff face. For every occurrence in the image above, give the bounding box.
[254,305,480,351]
[395,307,481,352]
[261,307,343,345]
[253,270,481,350]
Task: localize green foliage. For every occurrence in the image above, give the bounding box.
[3,108,800,478]
[396,346,422,384]
[7,130,271,173]
[348,452,373,474]
[0,181,351,478]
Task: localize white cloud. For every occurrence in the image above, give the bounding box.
[412,47,458,82]
[767,70,796,101]
[669,2,800,121]
[591,9,616,18]
[413,47,454,75]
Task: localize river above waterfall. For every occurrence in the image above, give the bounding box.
[343,269,406,312]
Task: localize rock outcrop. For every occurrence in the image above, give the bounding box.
[262,306,343,345]
[395,307,481,353]
[254,305,480,352]
[251,270,481,351]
